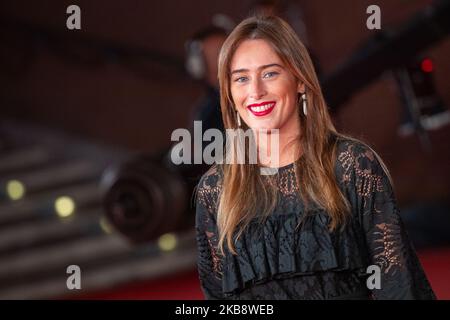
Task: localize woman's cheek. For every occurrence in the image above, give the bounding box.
[231,88,241,107]
[234,93,246,109]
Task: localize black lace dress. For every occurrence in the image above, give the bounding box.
[195,139,436,300]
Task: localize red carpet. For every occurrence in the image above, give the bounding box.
[70,248,450,300]
[69,268,204,300]
[417,247,450,300]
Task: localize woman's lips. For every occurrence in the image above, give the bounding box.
[247,101,276,117]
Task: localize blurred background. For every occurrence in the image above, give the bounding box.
[0,0,449,299]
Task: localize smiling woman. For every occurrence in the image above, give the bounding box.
[194,15,436,300]
[230,41,303,137]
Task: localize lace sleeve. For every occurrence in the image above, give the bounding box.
[195,166,224,300]
[337,141,436,300]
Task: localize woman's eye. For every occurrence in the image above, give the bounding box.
[263,71,279,78]
[234,76,248,83]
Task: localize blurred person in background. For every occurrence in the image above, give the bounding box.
[185,25,228,135]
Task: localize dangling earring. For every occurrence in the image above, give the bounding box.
[301,93,307,116]
[236,111,241,127]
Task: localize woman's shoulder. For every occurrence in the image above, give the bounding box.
[198,164,222,189]
[196,164,222,211]
[336,136,384,165]
[335,136,375,158]
[334,136,390,182]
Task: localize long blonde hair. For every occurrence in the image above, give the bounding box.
[215,15,391,255]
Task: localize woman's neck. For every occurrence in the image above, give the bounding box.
[254,128,302,168]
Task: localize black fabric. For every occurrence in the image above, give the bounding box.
[195,138,436,300]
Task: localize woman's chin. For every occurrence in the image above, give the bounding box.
[243,119,278,132]
[248,124,279,132]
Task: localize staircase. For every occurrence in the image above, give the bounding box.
[0,119,197,299]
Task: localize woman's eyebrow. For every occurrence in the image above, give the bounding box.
[231,63,284,75]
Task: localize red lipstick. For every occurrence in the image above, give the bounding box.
[247,101,276,117]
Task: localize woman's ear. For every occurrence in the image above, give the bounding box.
[297,82,305,94]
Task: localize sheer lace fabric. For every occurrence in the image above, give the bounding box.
[195,139,436,300]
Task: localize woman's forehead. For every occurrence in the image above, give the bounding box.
[230,39,282,71]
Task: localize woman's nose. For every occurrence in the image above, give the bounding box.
[249,78,267,100]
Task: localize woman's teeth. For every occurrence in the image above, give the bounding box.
[250,103,274,112]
